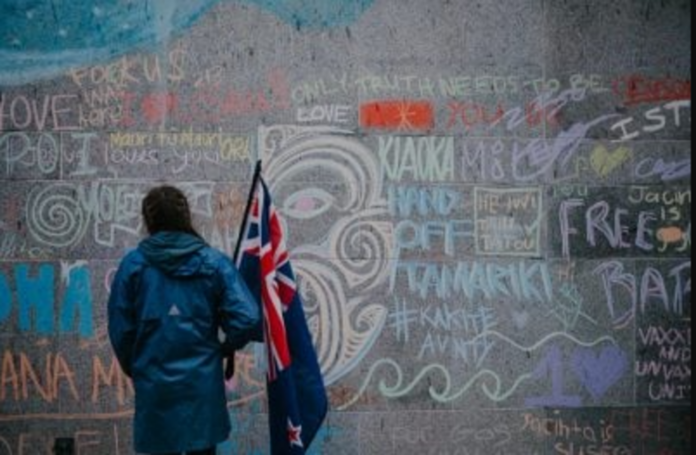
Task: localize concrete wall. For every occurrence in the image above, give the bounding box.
[0,0,691,453]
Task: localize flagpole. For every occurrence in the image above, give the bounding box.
[233,160,263,263]
[225,160,264,381]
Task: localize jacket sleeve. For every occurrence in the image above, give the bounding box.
[107,258,137,378]
[218,258,262,352]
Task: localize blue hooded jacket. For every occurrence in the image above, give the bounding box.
[108,232,260,454]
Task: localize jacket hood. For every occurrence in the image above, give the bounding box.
[139,232,208,276]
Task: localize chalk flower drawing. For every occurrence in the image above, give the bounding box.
[259,125,393,386]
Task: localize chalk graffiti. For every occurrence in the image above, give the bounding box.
[558,188,692,259]
[26,183,137,249]
[461,114,620,184]
[572,346,630,401]
[637,324,692,403]
[590,145,632,179]
[379,136,456,183]
[361,100,435,132]
[391,260,554,302]
[611,100,691,142]
[635,157,692,182]
[522,411,619,447]
[388,298,499,366]
[297,105,352,125]
[0,263,94,338]
[0,94,80,133]
[0,0,692,452]
[108,132,251,175]
[612,74,691,107]
[594,261,691,328]
[259,125,393,385]
[0,0,376,86]
[118,73,291,127]
[474,187,543,257]
[342,332,618,410]
[0,424,127,454]
[341,359,533,409]
[24,182,218,249]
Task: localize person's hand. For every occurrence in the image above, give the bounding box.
[224,352,236,380]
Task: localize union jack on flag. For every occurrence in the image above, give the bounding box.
[234,165,328,454]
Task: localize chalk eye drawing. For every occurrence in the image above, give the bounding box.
[0,0,376,86]
[259,125,393,386]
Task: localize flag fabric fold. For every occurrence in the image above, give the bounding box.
[232,163,328,454]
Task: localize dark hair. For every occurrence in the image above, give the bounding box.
[142,185,201,237]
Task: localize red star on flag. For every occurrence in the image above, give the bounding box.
[288,419,304,449]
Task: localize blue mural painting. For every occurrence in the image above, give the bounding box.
[0,0,375,86]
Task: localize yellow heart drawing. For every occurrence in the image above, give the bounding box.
[590,145,632,178]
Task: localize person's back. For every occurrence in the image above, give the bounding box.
[108,186,260,455]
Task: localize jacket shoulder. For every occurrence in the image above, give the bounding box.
[198,246,236,274]
[122,248,147,267]
[115,248,148,276]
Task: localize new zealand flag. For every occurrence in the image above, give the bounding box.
[233,163,328,454]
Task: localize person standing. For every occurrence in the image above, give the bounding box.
[108,185,260,455]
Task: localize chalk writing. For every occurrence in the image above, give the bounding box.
[391,261,554,302]
[388,298,497,366]
[446,100,558,131]
[637,324,691,403]
[608,408,692,453]
[594,261,691,328]
[379,136,455,182]
[70,49,189,89]
[106,132,251,175]
[382,420,517,454]
[291,73,350,105]
[522,411,618,446]
[291,74,351,104]
[0,133,59,177]
[361,100,434,132]
[475,187,543,257]
[118,70,291,127]
[0,425,126,455]
[388,185,461,218]
[612,75,691,107]
[0,132,98,178]
[461,115,618,184]
[26,183,140,249]
[0,94,80,133]
[611,100,691,142]
[635,157,692,182]
[24,182,217,250]
[0,350,79,404]
[557,188,691,259]
[0,232,51,261]
[297,105,351,124]
[0,263,93,337]
[395,220,471,257]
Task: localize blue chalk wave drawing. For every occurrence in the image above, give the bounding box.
[0,0,376,86]
[339,332,620,410]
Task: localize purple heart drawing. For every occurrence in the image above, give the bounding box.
[571,346,629,401]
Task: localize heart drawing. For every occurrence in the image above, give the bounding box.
[590,145,632,178]
[571,346,629,401]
